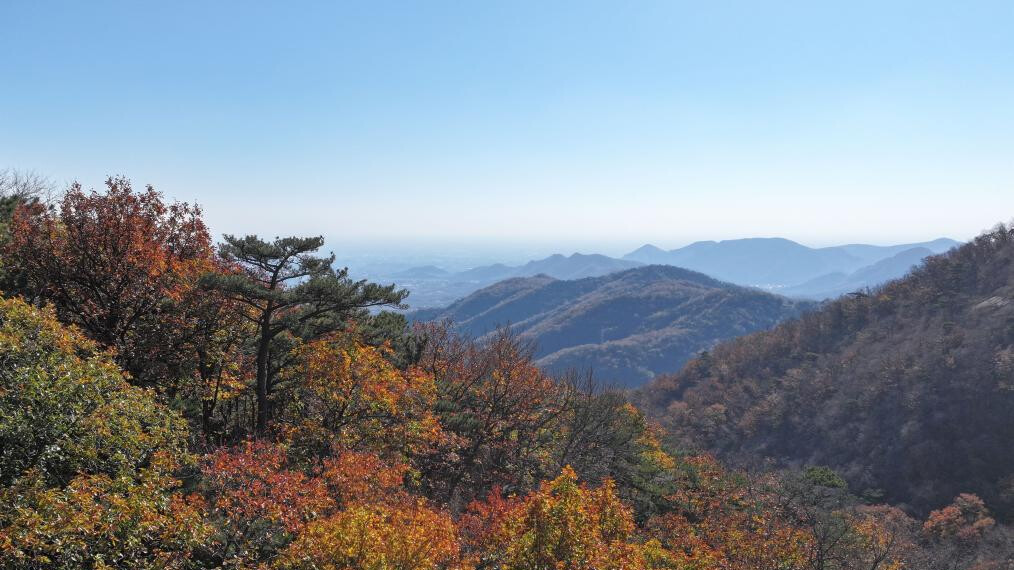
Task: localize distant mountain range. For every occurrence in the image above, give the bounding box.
[366,237,959,309]
[412,265,814,387]
[780,246,935,299]
[384,253,644,308]
[395,253,641,282]
[622,237,959,289]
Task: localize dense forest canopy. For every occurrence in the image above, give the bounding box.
[0,177,1011,569]
[639,224,1014,522]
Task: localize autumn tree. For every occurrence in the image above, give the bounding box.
[3,177,221,392]
[275,500,462,570]
[0,297,189,488]
[201,234,407,433]
[922,493,996,543]
[180,293,257,445]
[642,455,810,570]
[462,466,646,570]
[0,297,208,569]
[913,494,1013,569]
[201,441,335,565]
[552,379,679,520]
[0,168,53,200]
[416,324,572,509]
[752,467,912,570]
[201,440,461,569]
[844,505,917,570]
[0,168,53,237]
[417,324,683,515]
[276,330,439,460]
[0,456,210,570]
[0,168,53,258]
[776,467,858,570]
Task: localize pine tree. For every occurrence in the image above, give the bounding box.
[201,234,407,433]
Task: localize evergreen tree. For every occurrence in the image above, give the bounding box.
[201,234,407,433]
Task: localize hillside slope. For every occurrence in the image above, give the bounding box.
[414,265,813,387]
[638,225,1014,518]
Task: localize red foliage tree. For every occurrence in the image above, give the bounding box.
[923,493,996,543]
[4,176,221,392]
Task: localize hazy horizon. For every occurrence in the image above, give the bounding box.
[327,234,971,277]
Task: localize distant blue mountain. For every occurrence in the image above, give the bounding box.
[622,237,959,290]
[454,253,642,283]
[781,246,937,299]
[392,265,450,279]
[392,253,643,308]
[367,237,961,309]
[830,238,958,265]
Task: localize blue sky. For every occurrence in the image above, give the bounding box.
[2,1,1013,252]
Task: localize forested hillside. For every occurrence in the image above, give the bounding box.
[639,224,1014,523]
[414,265,814,387]
[0,177,1010,570]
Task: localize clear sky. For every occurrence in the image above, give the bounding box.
[3,1,1013,251]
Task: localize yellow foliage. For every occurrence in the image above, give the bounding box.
[276,500,463,570]
[478,466,647,570]
[279,332,440,458]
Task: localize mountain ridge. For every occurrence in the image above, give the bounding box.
[366,237,961,309]
[781,246,937,299]
[622,237,959,288]
[413,265,814,387]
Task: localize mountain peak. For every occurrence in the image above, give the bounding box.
[413,264,811,387]
[626,244,666,256]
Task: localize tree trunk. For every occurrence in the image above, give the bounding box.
[255,317,272,434]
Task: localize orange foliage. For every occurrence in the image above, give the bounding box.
[4,177,221,391]
[320,451,408,505]
[0,454,209,570]
[203,441,333,538]
[923,493,996,543]
[462,466,646,570]
[646,456,810,570]
[201,439,447,567]
[276,500,463,570]
[278,331,440,458]
[417,324,569,506]
[846,505,916,570]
